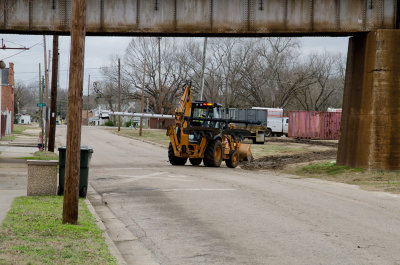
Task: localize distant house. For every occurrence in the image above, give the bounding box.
[89,108,108,126]
[0,62,15,137]
[17,114,31,125]
[81,110,94,125]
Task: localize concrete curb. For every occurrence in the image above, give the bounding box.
[85,186,128,265]
[133,137,167,149]
[86,184,159,265]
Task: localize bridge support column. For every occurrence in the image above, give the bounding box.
[337,30,400,170]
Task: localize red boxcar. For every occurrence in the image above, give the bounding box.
[288,111,342,140]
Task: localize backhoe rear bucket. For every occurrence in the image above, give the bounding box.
[237,143,253,162]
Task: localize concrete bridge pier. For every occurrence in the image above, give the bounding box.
[337,30,400,170]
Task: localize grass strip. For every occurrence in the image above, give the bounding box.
[116,128,170,147]
[17,151,59,161]
[0,196,117,265]
[0,135,15,141]
[12,125,29,135]
[296,161,400,194]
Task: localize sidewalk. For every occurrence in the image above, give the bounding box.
[0,126,39,224]
[0,126,128,265]
[0,160,27,223]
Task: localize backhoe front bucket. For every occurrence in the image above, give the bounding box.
[237,143,253,162]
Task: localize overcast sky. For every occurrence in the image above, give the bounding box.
[0,35,349,95]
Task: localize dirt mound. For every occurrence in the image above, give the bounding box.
[266,138,338,148]
[241,150,337,170]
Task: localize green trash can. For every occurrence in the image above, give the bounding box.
[57,146,93,198]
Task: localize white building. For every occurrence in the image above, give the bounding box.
[18,114,31,124]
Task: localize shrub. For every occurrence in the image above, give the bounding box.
[104,120,114,127]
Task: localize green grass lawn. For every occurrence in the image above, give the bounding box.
[17,151,59,161]
[295,161,400,194]
[13,124,29,134]
[117,128,170,147]
[0,196,117,265]
[0,124,34,141]
[0,135,15,141]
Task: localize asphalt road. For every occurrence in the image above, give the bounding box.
[57,126,400,265]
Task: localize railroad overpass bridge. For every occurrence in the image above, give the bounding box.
[2,0,400,170]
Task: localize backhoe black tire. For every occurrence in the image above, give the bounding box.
[265,128,272,137]
[226,150,239,168]
[168,143,188,166]
[189,158,202,166]
[203,140,223,167]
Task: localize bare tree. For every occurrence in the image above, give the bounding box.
[255,38,318,109]
[96,56,136,113]
[294,53,345,111]
[14,81,40,115]
[122,37,195,114]
[14,81,28,115]
[204,38,250,107]
[95,37,346,114]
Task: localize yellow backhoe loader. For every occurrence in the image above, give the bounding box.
[167,81,259,168]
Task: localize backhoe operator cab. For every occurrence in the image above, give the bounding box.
[191,102,221,128]
[167,81,253,168]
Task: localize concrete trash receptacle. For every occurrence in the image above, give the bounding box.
[27,160,58,196]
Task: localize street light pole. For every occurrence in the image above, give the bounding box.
[118,58,121,132]
[139,60,146,137]
[200,37,208,101]
[158,37,162,115]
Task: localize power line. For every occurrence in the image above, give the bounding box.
[14,66,128,74]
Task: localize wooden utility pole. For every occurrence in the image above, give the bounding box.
[62,0,86,225]
[39,64,44,147]
[47,49,51,150]
[43,35,49,150]
[118,58,121,132]
[139,60,146,137]
[48,35,59,152]
[87,75,90,126]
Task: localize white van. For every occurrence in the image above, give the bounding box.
[252,107,288,137]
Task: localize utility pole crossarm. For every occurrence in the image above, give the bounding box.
[1,39,29,50]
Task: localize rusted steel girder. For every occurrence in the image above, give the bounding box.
[0,0,398,36]
[337,29,400,170]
